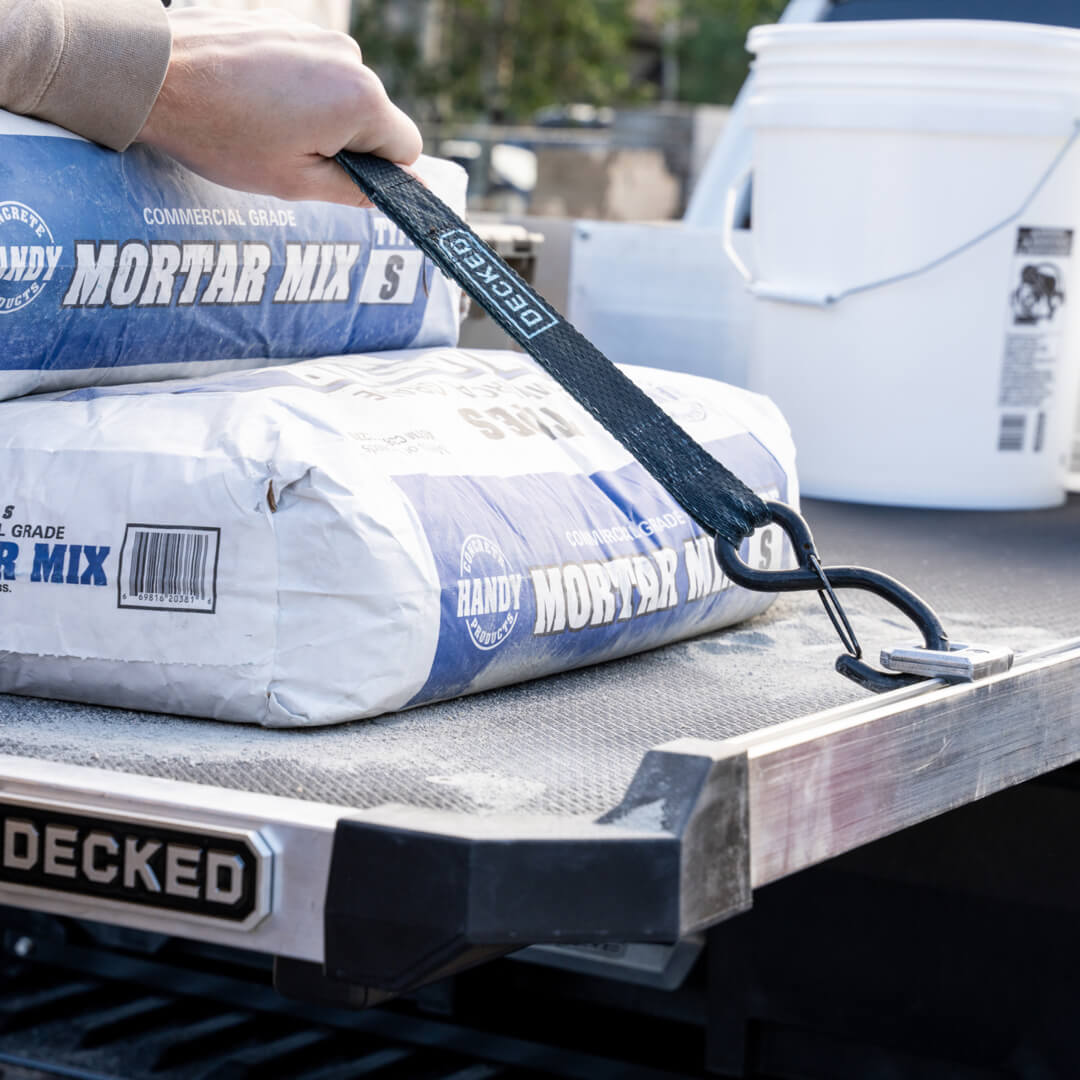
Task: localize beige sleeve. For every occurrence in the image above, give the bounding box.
[0,0,172,151]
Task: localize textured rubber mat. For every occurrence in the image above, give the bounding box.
[1,497,1076,818]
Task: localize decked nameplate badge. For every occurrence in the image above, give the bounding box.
[0,797,272,930]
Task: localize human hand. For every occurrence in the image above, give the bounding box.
[137,7,421,206]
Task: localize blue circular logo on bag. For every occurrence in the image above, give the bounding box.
[457,534,522,651]
[0,202,59,315]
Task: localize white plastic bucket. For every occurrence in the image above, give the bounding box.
[733,20,1080,509]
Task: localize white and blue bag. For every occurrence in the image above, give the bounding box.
[0,111,465,399]
[0,348,797,726]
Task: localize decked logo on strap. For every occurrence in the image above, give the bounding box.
[438,228,558,340]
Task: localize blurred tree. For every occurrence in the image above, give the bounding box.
[353,0,641,124]
[352,0,787,123]
[673,0,788,103]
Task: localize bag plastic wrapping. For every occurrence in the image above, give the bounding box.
[0,110,464,400]
[0,348,798,726]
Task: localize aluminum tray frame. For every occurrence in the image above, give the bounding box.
[0,635,1076,994]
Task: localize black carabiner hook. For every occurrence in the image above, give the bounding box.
[714,501,950,693]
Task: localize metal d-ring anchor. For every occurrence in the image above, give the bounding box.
[713,501,951,693]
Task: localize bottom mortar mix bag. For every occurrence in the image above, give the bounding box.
[0,348,797,726]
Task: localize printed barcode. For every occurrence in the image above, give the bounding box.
[1033,411,1047,453]
[998,414,1026,452]
[117,525,220,613]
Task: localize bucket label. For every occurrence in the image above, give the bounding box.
[997,227,1072,454]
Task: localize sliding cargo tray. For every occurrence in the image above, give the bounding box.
[0,497,1077,996]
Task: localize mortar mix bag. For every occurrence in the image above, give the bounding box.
[0,110,465,399]
[0,349,798,726]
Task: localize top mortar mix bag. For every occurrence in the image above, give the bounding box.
[0,110,466,398]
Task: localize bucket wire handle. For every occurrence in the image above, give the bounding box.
[714,501,950,693]
[728,119,1080,308]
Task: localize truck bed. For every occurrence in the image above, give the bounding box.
[0,497,1077,994]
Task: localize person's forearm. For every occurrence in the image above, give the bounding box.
[137,8,422,206]
[0,2,420,206]
[0,0,171,150]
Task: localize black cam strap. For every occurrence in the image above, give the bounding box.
[337,151,769,548]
